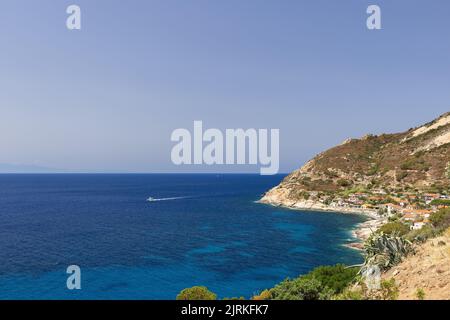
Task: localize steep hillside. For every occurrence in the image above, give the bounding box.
[261,112,450,208]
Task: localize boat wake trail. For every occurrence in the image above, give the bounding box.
[146,196,190,202]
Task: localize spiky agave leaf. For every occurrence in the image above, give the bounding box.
[361,232,414,272]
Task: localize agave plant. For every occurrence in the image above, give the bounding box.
[361,232,414,272]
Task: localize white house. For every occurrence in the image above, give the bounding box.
[412,221,426,230]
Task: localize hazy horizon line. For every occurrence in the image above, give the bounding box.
[0,172,290,175]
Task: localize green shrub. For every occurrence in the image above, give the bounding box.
[334,288,365,300]
[367,165,379,176]
[337,179,352,187]
[400,159,429,172]
[325,169,339,178]
[270,277,333,300]
[430,199,450,206]
[300,191,310,200]
[405,208,450,243]
[176,286,217,300]
[303,264,358,295]
[262,264,358,300]
[396,171,408,181]
[376,222,410,237]
[380,279,399,300]
[405,225,437,243]
[429,208,450,229]
[416,288,425,300]
[400,162,413,170]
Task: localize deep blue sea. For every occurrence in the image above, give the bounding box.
[0,174,365,299]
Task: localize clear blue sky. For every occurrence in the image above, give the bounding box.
[0,0,449,173]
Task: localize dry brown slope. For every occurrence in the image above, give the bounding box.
[383,228,450,300]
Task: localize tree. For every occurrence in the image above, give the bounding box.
[176,286,217,300]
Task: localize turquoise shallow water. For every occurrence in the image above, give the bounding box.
[0,174,365,299]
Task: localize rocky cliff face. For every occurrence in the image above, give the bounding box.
[261,112,450,207]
